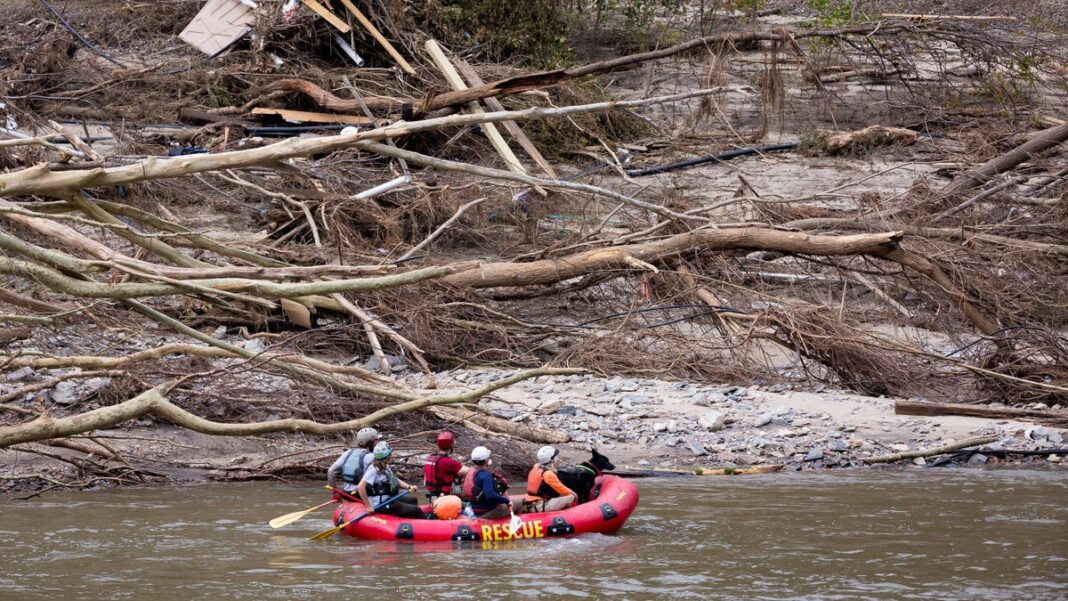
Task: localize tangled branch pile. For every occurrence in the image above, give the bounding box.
[1,0,1065,491]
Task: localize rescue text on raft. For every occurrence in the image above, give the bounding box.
[332,475,639,542]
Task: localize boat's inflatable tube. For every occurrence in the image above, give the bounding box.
[332,475,639,542]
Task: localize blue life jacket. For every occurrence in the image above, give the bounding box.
[340,449,369,484]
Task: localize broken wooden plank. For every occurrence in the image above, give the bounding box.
[300,0,351,33]
[424,40,544,195]
[337,0,416,75]
[179,0,256,56]
[251,107,371,125]
[453,57,559,180]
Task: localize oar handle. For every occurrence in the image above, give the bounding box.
[326,485,361,503]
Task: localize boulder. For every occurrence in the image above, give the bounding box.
[698,412,727,432]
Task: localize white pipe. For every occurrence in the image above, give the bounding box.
[353,175,411,200]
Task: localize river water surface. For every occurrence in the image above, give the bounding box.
[1,469,1065,600]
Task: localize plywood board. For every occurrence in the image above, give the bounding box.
[179,0,256,56]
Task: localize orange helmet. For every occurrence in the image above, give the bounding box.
[436,431,455,451]
[432,495,462,520]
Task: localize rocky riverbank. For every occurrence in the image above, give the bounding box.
[422,370,1068,471]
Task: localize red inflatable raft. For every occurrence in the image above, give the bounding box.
[331,475,639,542]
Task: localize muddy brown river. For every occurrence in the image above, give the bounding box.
[1,469,1065,600]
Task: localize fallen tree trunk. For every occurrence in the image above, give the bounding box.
[863,435,998,464]
[442,229,904,288]
[895,399,1068,426]
[0,367,580,448]
[942,121,1068,196]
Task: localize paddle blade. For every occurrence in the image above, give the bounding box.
[310,521,348,541]
[507,511,523,536]
[269,500,334,529]
[269,509,313,529]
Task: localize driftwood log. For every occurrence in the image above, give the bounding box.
[896,400,1068,427]
[863,435,999,464]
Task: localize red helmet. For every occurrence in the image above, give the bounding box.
[436,431,455,450]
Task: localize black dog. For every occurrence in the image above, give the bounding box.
[558,448,615,504]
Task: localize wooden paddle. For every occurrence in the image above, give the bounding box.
[268,485,351,528]
[269,500,335,529]
[310,491,409,541]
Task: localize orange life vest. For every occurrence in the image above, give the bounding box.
[526,464,561,499]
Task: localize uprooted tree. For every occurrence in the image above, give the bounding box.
[1,0,1066,491]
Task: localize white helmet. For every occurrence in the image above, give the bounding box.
[471,446,491,462]
[356,427,381,446]
[537,446,558,464]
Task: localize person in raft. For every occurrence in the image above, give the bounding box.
[326,427,382,495]
[358,442,426,519]
[519,445,577,514]
[461,446,513,520]
[424,431,468,503]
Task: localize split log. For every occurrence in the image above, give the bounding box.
[0,367,581,448]
[863,435,998,464]
[896,399,1068,426]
